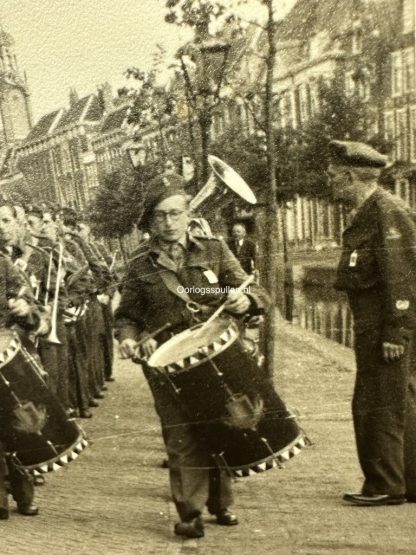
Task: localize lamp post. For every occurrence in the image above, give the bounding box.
[179,36,230,183]
[125,140,146,169]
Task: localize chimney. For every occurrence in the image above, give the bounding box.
[97,82,114,113]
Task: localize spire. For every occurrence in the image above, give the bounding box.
[69,87,79,106]
[0,25,14,47]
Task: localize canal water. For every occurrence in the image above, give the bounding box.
[292,286,353,348]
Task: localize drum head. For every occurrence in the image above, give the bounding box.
[148,319,236,368]
[0,329,19,366]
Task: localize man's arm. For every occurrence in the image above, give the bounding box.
[376,200,416,349]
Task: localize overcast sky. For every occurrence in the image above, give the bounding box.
[2,0,297,123]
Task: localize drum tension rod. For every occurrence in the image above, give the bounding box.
[213,452,234,478]
[260,436,283,469]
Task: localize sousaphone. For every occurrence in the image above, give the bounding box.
[189,155,257,214]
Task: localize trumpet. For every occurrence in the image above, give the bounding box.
[45,242,64,345]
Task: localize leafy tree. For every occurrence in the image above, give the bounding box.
[88,161,159,240]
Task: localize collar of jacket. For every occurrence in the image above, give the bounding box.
[148,233,205,272]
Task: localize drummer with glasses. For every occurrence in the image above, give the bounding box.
[115,185,270,539]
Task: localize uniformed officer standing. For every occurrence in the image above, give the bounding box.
[328,140,416,506]
[114,186,269,538]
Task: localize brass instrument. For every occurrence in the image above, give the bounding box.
[45,242,64,345]
[189,155,257,214]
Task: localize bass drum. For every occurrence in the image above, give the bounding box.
[0,329,88,475]
[148,318,307,477]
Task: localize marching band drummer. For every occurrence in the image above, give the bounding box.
[0,211,43,518]
[114,185,270,539]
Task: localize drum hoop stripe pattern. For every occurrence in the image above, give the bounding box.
[165,325,238,374]
[20,437,89,475]
[0,336,20,368]
[231,433,307,478]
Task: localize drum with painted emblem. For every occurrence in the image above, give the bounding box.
[0,329,88,475]
[147,318,307,477]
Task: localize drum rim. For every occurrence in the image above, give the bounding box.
[0,331,21,369]
[12,428,88,474]
[222,432,307,477]
[148,319,240,372]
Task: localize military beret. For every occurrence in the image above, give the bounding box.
[26,205,44,219]
[328,140,388,168]
[148,172,186,190]
[139,182,189,231]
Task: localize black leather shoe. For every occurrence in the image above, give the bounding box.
[66,408,77,418]
[174,516,204,538]
[343,493,406,506]
[18,503,39,516]
[406,495,416,503]
[161,459,169,469]
[89,399,99,408]
[105,377,115,382]
[101,385,108,391]
[94,392,105,399]
[79,410,93,419]
[0,507,9,520]
[216,509,239,526]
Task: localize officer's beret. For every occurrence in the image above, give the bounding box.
[328,140,388,168]
[139,182,189,231]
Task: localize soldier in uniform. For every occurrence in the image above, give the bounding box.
[0,204,44,519]
[328,140,416,506]
[114,186,269,538]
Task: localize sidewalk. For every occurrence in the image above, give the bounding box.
[1,323,415,554]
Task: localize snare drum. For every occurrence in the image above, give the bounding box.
[147,318,307,477]
[0,329,88,475]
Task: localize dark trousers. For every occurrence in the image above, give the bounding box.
[0,443,34,509]
[66,321,90,412]
[353,327,416,496]
[85,300,105,397]
[100,303,114,380]
[38,317,70,409]
[144,366,233,521]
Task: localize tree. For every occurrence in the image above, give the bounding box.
[88,161,159,255]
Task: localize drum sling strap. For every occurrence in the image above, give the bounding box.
[158,269,210,321]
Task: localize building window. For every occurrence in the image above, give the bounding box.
[411,108,416,162]
[281,91,294,128]
[403,48,415,93]
[396,110,409,161]
[297,83,311,124]
[391,48,415,97]
[352,30,363,55]
[345,71,355,96]
[392,51,403,97]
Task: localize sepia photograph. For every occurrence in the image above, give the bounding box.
[0,0,415,553]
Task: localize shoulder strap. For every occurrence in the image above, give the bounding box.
[158,269,193,304]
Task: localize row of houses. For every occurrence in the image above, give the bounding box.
[1,1,416,251]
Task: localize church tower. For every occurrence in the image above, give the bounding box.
[0,26,32,146]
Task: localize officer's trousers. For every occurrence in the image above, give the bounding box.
[353,327,416,496]
[143,366,233,522]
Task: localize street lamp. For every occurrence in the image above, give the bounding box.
[125,140,146,169]
[179,36,230,183]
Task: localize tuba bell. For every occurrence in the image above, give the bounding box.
[189,155,257,215]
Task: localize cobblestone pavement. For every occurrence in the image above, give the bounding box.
[1,323,415,554]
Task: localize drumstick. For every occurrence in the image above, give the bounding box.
[197,274,255,334]
[131,322,172,364]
